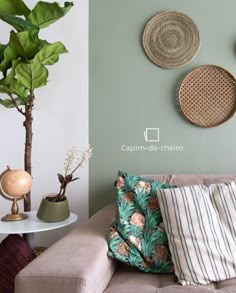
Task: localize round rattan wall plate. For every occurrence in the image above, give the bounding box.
[179,65,236,128]
[143,11,200,68]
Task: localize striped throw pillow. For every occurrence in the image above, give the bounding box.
[157,181,236,286]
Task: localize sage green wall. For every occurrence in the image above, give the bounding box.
[89,0,236,215]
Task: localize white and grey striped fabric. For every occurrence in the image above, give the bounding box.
[157,181,236,286]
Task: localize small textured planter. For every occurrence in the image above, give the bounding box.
[37,194,70,222]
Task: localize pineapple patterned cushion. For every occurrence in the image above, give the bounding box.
[107,171,175,273]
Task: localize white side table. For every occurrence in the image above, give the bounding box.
[0,211,78,248]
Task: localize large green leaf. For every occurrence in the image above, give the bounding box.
[16,96,29,105]
[32,41,68,65]
[0,98,15,108]
[10,30,40,58]
[0,97,25,108]
[0,59,30,102]
[0,44,18,72]
[0,43,5,62]
[0,0,30,17]
[0,84,9,93]
[0,59,20,86]
[27,1,73,29]
[0,13,38,32]
[15,62,48,89]
[10,78,29,98]
[0,60,29,98]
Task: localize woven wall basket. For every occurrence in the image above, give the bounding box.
[179,65,236,128]
[143,11,200,68]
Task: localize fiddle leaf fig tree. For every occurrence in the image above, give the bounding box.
[0,0,73,211]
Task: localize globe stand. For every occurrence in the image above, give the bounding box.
[1,199,28,222]
[0,166,32,222]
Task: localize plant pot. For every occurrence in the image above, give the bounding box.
[37,194,70,222]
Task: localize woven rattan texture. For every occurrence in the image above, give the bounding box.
[179,65,236,127]
[143,11,200,68]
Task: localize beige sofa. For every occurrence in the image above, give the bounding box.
[15,174,236,293]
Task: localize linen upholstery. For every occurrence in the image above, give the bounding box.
[103,265,226,293]
[157,181,236,285]
[15,204,117,293]
[15,174,236,293]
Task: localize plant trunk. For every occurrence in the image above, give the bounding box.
[23,94,34,211]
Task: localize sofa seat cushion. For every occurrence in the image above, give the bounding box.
[104,264,236,293]
[104,264,226,293]
[216,277,236,290]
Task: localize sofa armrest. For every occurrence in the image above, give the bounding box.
[15,204,117,293]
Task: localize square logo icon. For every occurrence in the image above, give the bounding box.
[144,128,159,142]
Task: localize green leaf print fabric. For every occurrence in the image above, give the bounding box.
[107,171,175,273]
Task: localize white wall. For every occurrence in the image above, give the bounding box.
[0,0,89,246]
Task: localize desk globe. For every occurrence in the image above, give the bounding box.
[0,166,32,221]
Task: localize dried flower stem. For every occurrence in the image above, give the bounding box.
[55,145,93,202]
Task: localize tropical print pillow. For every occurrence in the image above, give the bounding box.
[107,171,175,273]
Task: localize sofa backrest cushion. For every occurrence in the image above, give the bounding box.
[144,174,236,187]
[157,181,236,285]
